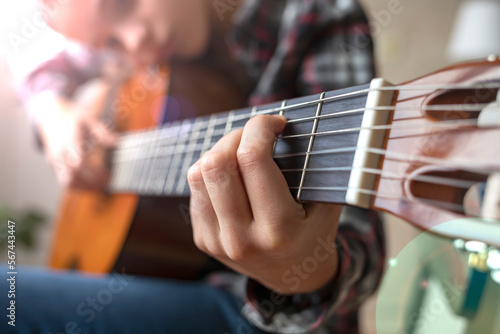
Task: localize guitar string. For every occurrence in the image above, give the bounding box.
[117,102,494,146]
[111,116,483,162]
[286,186,468,214]
[109,144,494,204]
[280,167,480,189]
[118,80,500,138]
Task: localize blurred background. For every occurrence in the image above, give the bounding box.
[0,0,499,333]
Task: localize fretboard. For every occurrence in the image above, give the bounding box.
[108,80,392,205]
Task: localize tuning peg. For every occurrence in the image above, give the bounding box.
[464,241,489,272]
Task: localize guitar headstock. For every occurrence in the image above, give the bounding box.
[372,57,500,246]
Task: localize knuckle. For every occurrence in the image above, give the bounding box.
[236,146,263,170]
[200,153,233,184]
[187,164,204,187]
[225,245,250,263]
[222,236,256,263]
[203,238,224,258]
[256,229,291,254]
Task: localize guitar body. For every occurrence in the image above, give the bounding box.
[50,190,138,273]
[49,70,164,274]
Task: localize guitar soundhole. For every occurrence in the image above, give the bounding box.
[423,85,499,122]
[407,169,487,215]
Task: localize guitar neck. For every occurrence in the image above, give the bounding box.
[108,79,394,207]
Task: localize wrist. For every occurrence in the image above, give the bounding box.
[259,245,339,295]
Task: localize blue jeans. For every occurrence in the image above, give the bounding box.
[0,267,268,334]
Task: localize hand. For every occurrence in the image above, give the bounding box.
[187,115,342,294]
[35,87,118,191]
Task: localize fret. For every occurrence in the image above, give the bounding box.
[154,123,182,194]
[176,118,204,195]
[273,94,321,198]
[108,144,122,191]
[115,137,133,192]
[296,92,325,200]
[273,100,287,154]
[250,106,257,117]
[113,135,134,192]
[231,107,253,129]
[119,132,144,192]
[210,114,229,149]
[137,129,162,194]
[224,110,235,135]
[111,137,127,192]
[163,119,194,195]
[301,83,371,203]
[144,126,178,194]
[127,131,151,192]
[200,114,218,157]
[142,127,166,193]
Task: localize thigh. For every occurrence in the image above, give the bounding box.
[0,266,267,334]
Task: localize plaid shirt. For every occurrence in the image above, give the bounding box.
[22,0,385,333]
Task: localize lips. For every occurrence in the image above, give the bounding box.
[157,39,175,60]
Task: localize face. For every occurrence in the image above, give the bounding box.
[41,0,212,66]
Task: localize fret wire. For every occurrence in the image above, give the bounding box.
[137,127,162,193]
[176,119,203,194]
[123,131,162,192]
[120,133,144,191]
[224,110,235,136]
[273,100,287,154]
[200,114,218,158]
[142,128,164,193]
[250,106,257,117]
[109,137,125,191]
[164,119,192,194]
[114,137,131,191]
[143,128,168,193]
[297,92,325,201]
[108,151,121,191]
[134,132,151,192]
[154,125,182,194]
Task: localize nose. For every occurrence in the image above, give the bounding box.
[114,21,155,64]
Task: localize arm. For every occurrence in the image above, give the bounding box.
[201,0,385,332]
[21,45,121,189]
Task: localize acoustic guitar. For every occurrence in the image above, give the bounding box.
[49,57,500,278]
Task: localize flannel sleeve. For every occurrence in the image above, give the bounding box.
[20,43,104,122]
